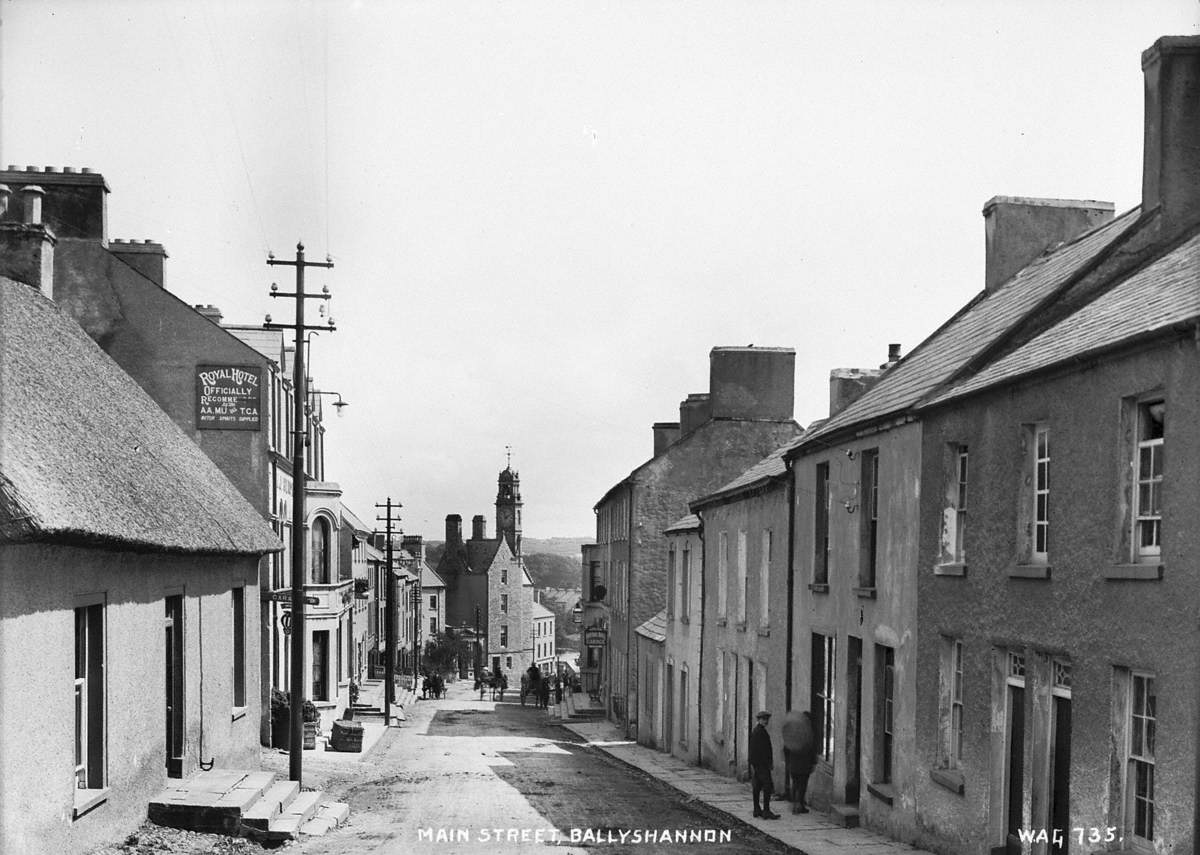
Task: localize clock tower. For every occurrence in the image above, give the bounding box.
[495,451,522,557]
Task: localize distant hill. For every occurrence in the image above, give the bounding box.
[521,536,592,560]
[421,537,592,577]
[522,553,580,589]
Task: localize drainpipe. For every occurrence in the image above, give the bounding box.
[784,457,796,710]
[695,514,705,768]
[625,480,637,741]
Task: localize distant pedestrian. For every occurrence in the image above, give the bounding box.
[498,673,508,702]
[526,664,542,707]
[750,710,779,820]
[782,710,817,813]
[539,677,551,709]
[520,673,530,706]
[554,676,563,706]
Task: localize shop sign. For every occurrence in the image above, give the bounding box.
[196,364,262,430]
[584,626,608,648]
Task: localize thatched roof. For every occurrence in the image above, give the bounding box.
[0,278,282,555]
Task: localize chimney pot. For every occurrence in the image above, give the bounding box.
[63,167,76,174]
[24,165,35,171]
[21,185,45,225]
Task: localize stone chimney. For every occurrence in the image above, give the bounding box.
[0,184,56,298]
[194,304,223,325]
[1141,36,1200,235]
[652,421,681,456]
[829,367,882,417]
[401,534,425,562]
[111,239,168,287]
[445,514,463,546]
[472,514,487,540]
[0,166,108,241]
[983,196,1114,293]
[709,346,795,421]
[679,393,711,438]
[881,343,902,369]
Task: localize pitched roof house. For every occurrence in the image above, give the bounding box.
[0,253,279,853]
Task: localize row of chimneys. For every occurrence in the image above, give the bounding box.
[444,513,489,545]
[651,345,798,455]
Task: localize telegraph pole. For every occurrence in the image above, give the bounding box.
[264,242,335,784]
[411,580,420,681]
[376,498,402,724]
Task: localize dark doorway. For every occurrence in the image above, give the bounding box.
[1049,696,1071,852]
[1006,685,1026,855]
[746,660,755,775]
[665,663,674,751]
[165,596,184,778]
[312,630,330,702]
[845,636,862,804]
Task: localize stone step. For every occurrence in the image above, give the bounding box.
[149,770,275,836]
[830,803,861,828]
[299,816,337,837]
[241,780,301,831]
[261,792,350,842]
[318,801,351,827]
[283,789,324,825]
[265,813,303,841]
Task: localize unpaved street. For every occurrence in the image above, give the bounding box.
[281,681,797,854]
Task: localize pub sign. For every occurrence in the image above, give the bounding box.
[196,364,262,430]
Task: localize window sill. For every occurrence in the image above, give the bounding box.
[1008,564,1051,580]
[853,587,877,600]
[934,562,967,577]
[808,583,829,595]
[866,781,895,806]
[930,768,964,795]
[73,787,109,819]
[735,621,747,633]
[1105,564,1163,581]
[716,618,727,627]
[231,707,247,722]
[757,627,770,638]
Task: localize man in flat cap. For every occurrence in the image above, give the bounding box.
[750,710,780,819]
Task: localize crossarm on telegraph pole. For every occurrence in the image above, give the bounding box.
[263,241,335,785]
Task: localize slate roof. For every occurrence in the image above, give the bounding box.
[691,434,809,510]
[0,278,282,554]
[224,326,286,366]
[531,601,555,620]
[800,208,1143,445]
[421,563,446,589]
[663,514,701,534]
[925,228,1200,406]
[466,538,502,572]
[634,609,667,643]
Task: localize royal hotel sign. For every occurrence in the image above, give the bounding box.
[196,365,262,430]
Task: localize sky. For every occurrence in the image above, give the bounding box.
[4,0,1199,539]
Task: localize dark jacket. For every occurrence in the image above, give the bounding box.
[749,722,773,772]
[782,710,817,771]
